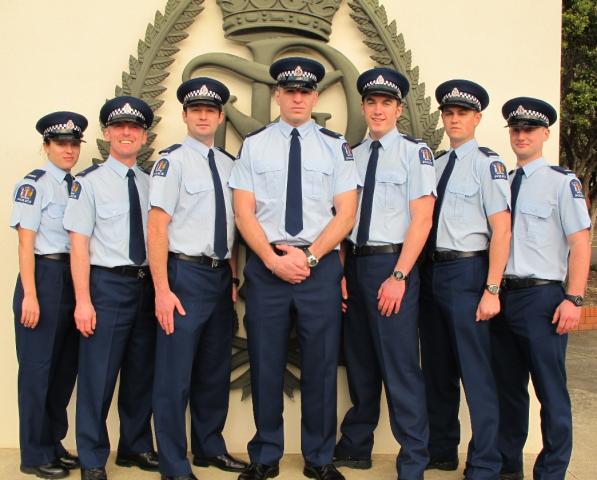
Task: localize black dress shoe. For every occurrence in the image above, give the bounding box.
[500,472,524,480]
[115,450,159,471]
[193,453,248,472]
[20,462,69,479]
[238,463,280,480]
[332,453,372,470]
[425,458,459,471]
[81,467,107,480]
[304,464,345,480]
[57,452,80,470]
[160,474,198,480]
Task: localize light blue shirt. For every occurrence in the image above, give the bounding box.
[229,119,358,246]
[148,136,235,258]
[10,161,72,255]
[348,129,437,245]
[505,157,591,281]
[435,139,510,251]
[63,156,150,268]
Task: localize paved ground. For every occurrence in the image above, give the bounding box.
[2,331,595,479]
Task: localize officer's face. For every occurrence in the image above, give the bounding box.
[103,122,148,161]
[275,87,318,126]
[441,106,481,147]
[509,126,550,163]
[361,94,403,139]
[183,104,224,144]
[44,139,81,172]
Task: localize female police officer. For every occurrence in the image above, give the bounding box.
[11,111,87,479]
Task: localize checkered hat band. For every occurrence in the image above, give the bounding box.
[277,70,318,82]
[107,107,145,123]
[363,79,402,98]
[442,91,482,110]
[184,89,222,103]
[43,124,82,135]
[508,109,549,125]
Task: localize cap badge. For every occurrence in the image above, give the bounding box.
[122,103,133,114]
[66,120,75,130]
[451,87,460,96]
[293,65,304,77]
[516,105,526,114]
[199,84,209,96]
[375,75,385,84]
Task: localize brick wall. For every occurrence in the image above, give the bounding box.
[577,307,597,331]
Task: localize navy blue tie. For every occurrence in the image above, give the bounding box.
[428,150,457,251]
[285,128,303,236]
[356,140,381,246]
[208,149,228,259]
[510,167,523,226]
[64,173,73,195]
[127,169,146,265]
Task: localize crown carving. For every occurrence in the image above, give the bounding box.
[217,0,341,42]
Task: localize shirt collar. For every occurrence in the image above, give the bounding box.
[105,155,131,179]
[278,118,314,139]
[521,156,546,177]
[367,128,399,151]
[452,138,478,159]
[44,160,69,183]
[183,135,212,158]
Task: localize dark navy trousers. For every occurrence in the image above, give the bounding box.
[419,256,501,480]
[491,284,571,480]
[244,251,343,467]
[336,252,429,479]
[13,256,78,467]
[76,267,156,469]
[153,257,234,477]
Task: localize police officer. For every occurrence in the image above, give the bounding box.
[419,80,511,479]
[63,96,158,480]
[333,67,434,479]
[148,77,247,480]
[491,98,590,480]
[229,57,358,480]
[11,112,87,479]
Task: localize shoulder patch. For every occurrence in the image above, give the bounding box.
[215,146,235,161]
[158,144,182,155]
[341,142,354,161]
[76,164,100,177]
[245,124,270,138]
[570,178,585,199]
[69,180,82,200]
[479,146,499,157]
[550,165,574,175]
[15,184,36,205]
[319,127,342,139]
[490,161,508,180]
[351,139,366,150]
[152,158,170,177]
[402,134,423,144]
[419,146,434,166]
[24,169,46,182]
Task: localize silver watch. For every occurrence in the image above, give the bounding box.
[392,270,406,281]
[304,248,319,268]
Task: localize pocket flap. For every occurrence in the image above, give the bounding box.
[184,180,213,194]
[448,182,479,196]
[377,171,407,184]
[97,202,129,219]
[519,202,553,219]
[304,159,333,175]
[254,160,283,174]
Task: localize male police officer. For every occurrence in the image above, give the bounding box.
[333,67,434,479]
[64,96,158,480]
[491,98,590,480]
[419,80,511,479]
[229,57,358,480]
[148,77,246,480]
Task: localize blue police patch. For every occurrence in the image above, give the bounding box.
[342,142,354,161]
[15,184,36,205]
[570,178,584,199]
[70,181,82,200]
[419,147,434,166]
[153,158,170,177]
[490,161,508,180]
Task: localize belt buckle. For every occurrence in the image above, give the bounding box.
[211,258,219,268]
[137,268,146,280]
[430,251,438,262]
[352,244,358,255]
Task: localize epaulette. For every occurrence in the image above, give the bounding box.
[158,144,182,155]
[434,149,448,158]
[479,146,499,157]
[245,124,270,138]
[215,146,235,161]
[351,139,366,149]
[402,134,423,144]
[550,165,574,175]
[319,127,342,139]
[76,164,101,177]
[24,169,46,182]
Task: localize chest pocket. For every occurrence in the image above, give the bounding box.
[184,180,214,217]
[304,161,333,199]
[376,171,407,210]
[518,201,554,247]
[254,161,284,199]
[97,202,129,240]
[447,182,479,218]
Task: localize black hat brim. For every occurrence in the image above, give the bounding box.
[104,114,148,129]
[184,98,223,108]
[439,99,481,111]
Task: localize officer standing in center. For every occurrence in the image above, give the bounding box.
[418,80,511,479]
[63,96,158,480]
[333,67,434,480]
[148,77,247,480]
[229,57,358,480]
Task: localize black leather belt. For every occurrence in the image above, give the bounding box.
[271,244,311,256]
[93,265,150,280]
[169,252,228,269]
[35,253,70,261]
[428,249,487,263]
[350,243,403,256]
[502,277,563,290]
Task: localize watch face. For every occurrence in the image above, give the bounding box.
[307,257,318,267]
[486,284,500,295]
[392,271,405,281]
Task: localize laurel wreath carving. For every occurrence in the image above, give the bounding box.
[94,0,205,169]
[348,0,444,151]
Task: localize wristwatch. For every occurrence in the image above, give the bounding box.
[564,294,584,307]
[392,270,406,281]
[304,248,319,268]
[485,284,501,295]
